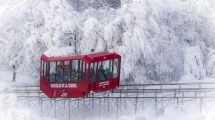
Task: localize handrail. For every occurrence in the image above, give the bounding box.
[120,82,215,86]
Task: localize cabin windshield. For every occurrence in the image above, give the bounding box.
[97,60,112,81]
[90,59,113,83]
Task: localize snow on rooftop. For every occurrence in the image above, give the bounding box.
[44,46,75,57]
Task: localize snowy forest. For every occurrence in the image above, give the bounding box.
[0,0,215,84]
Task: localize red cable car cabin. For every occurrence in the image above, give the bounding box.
[40,52,121,98]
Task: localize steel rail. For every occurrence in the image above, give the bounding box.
[120,82,215,86]
[120,87,215,90]
[16,96,215,99]
[11,82,215,99]
[12,87,215,91]
[10,82,215,88]
[11,88,215,94]
[10,90,215,96]
[87,96,215,99]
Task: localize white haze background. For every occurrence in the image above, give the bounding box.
[1,0,215,119]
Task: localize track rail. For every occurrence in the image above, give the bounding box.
[121,82,215,86]
[9,82,215,99]
[12,82,215,89]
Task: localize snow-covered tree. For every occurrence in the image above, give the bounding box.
[0,0,215,83]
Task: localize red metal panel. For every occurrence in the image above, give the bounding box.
[91,79,117,92]
[40,77,89,98]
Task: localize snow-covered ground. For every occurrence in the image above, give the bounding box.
[119,102,215,120]
[0,72,48,120]
[0,71,215,120]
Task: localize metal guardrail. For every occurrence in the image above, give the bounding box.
[11,82,215,88]
[12,82,215,120]
[10,82,215,100]
[120,82,215,86]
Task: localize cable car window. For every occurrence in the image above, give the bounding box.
[56,61,64,82]
[41,59,43,76]
[64,61,71,82]
[79,60,82,81]
[82,61,85,81]
[105,60,112,79]
[97,62,107,81]
[69,60,73,82]
[97,60,112,81]
[47,62,50,82]
[49,62,56,82]
[113,58,119,78]
[42,60,45,77]
[43,61,48,82]
[90,63,96,83]
[71,60,79,82]
[85,62,89,82]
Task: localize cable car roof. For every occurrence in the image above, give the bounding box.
[41,52,120,62]
[41,54,84,61]
[84,52,120,62]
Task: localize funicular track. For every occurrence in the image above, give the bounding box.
[11,82,215,99]
[11,82,215,120]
